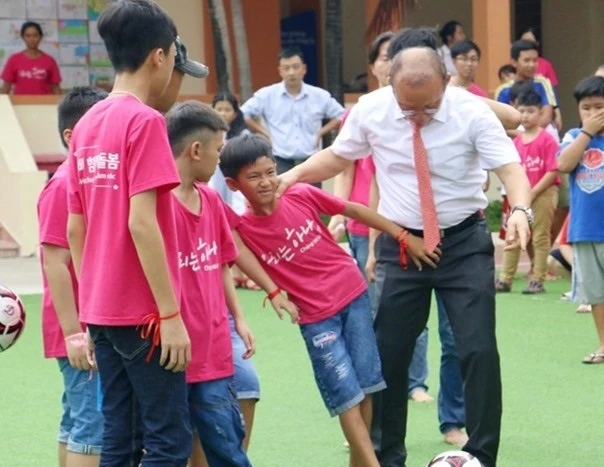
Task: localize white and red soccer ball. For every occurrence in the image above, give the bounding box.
[426,450,483,467]
[0,284,26,351]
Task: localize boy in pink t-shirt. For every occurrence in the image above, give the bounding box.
[66,2,192,464]
[497,88,559,294]
[38,86,107,467]
[219,133,408,467]
[166,101,254,466]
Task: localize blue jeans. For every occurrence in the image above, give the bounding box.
[300,292,386,417]
[229,315,260,400]
[188,377,251,467]
[89,325,192,467]
[407,294,465,433]
[349,233,377,312]
[57,358,104,455]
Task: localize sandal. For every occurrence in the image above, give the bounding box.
[582,352,604,364]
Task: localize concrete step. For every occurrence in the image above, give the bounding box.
[0,226,19,258]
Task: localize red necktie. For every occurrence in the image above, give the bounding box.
[412,122,440,252]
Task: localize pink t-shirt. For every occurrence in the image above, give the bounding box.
[537,57,558,87]
[340,108,373,237]
[1,51,61,95]
[468,83,488,98]
[38,162,81,358]
[226,184,367,325]
[173,184,238,383]
[348,158,374,236]
[513,129,559,188]
[67,95,181,326]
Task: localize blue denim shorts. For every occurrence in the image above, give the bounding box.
[57,358,104,455]
[188,377,251,467]
[229,315,260,400]
[299,291,386,417]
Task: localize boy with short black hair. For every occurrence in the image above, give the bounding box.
[558,75,604,364]
[495,40,557,129]
[166,101,255,467]
[219,133,411,467]
[497,88,559,294]
[449,39,487,97]
[66,1,192,464]
[39,86,107,467]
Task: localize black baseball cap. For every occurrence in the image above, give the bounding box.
[175,36,209,78]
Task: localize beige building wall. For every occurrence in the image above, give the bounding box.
[156,0,207,95]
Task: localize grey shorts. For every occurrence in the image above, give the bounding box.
[572,242,604,304]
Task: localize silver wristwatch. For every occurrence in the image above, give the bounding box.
[511,205,535,226]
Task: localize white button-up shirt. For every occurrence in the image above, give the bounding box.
[332,85,520,229]
[241,81,345,159]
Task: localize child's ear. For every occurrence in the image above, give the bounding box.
[189,141,201,161]
[62,128,73,146]
[225,176,240,192]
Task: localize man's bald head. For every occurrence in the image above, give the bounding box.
[390,47,448,86]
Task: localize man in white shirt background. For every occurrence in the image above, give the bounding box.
[241,47,345,186]
[277,47,532,467]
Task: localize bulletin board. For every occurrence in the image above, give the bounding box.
[0,0,115,90]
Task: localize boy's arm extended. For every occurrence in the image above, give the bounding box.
[42,244,89,370]
[222,264,255,359]
[342,201,403,240]
[345,184,441,270]
[232,230,299,323]
[129,190,191,372]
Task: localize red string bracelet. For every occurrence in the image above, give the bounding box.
[263,288,282,308]
[138,311,181,363]
[396,230,409,270]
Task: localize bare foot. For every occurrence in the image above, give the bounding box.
[443,428,469,448]
[409,389,434,403]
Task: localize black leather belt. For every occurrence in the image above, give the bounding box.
[404,211,483,239]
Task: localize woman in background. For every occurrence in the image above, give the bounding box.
[1,21,61,95]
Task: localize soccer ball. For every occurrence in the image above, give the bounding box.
[0,284,26,352]
[426,450,483,467]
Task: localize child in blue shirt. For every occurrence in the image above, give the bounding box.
[558,75,604,364]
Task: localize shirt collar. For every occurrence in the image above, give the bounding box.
[280,81,308,97]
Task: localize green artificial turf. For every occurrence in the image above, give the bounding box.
[2,280,603,466]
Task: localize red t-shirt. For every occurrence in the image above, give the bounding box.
[226,184,367,325]
[1,51,61,94]
[468,83,488,98]
[173,184,238,383]
[513,129,560,188]
[38,162,81,358]
[67,95,181,326]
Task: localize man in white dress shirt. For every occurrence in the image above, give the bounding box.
[277,48,532,467]
[241,47,345,180]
